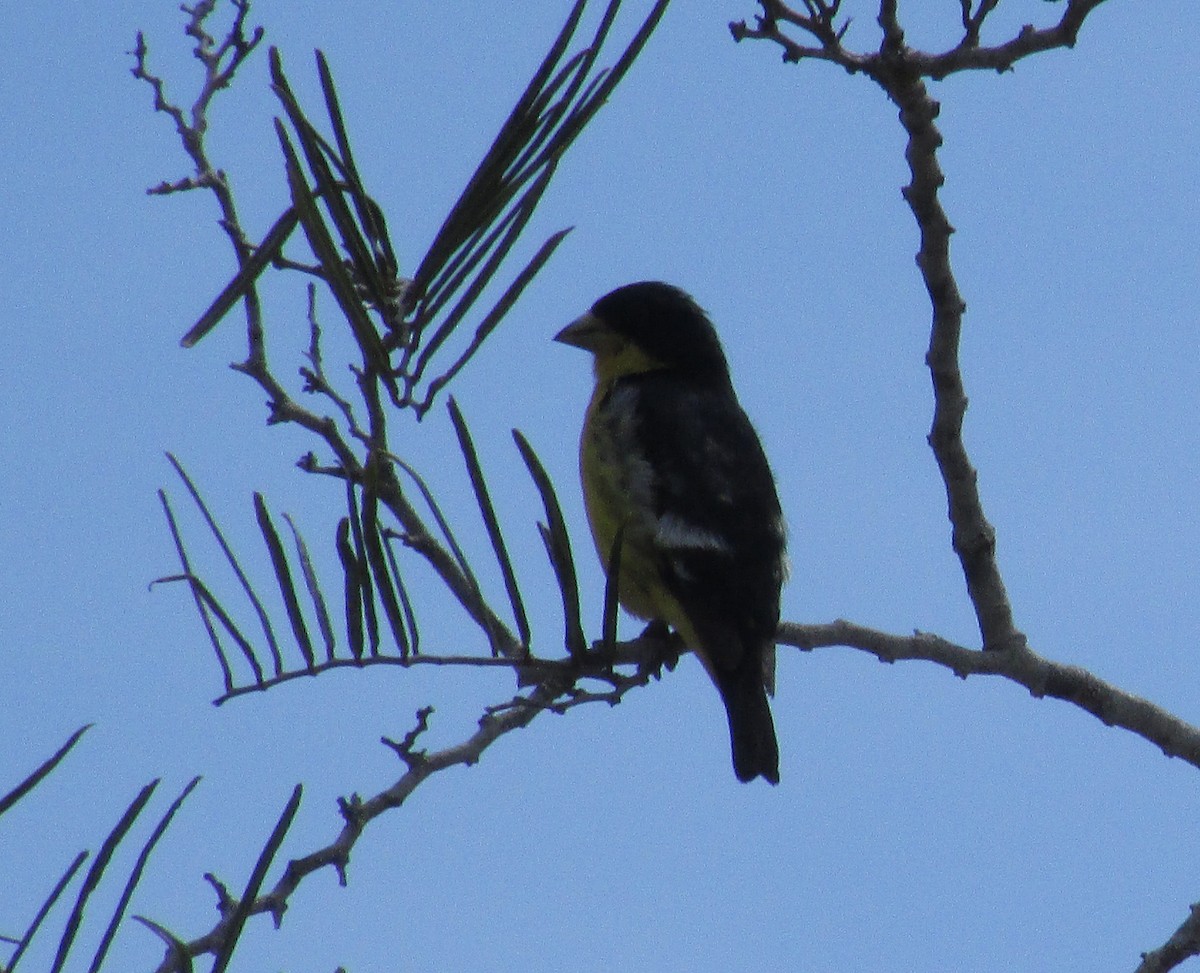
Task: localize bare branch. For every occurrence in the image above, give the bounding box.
[380,706,435,770]
[730,0,1113,79]
[733,1,1116,650]
[130,5,263,259]
[921,0,1111,79]
[730,2,869,73]
[958,0,1000,50]
[779,622,1200,770]
[877,0,902,55]
[889,74,1023,652]
[1136,904,1200,973]
[733,3,1188,949]
[158,598,1200,970]
[149,657,657,972]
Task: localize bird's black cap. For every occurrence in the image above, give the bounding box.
[590,281,732,389]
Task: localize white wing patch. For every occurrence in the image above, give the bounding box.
[655,512,733,554]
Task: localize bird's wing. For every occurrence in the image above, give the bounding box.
[616,371,786,669]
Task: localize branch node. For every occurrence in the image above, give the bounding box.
[203,872,236,917]
[267,894,286,928]
[337,792,366,827]
[381,706,435,769]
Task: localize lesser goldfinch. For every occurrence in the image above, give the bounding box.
[555,281,787,784]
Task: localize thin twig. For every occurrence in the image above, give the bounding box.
[151,662,643,972]
[730,0,1112,78]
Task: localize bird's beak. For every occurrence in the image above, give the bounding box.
[553,311,608,352]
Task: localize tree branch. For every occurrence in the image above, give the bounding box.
[887,71,1023,652]
[149,655,659,972]
[144,604,1200,970]
[1136,903,1200,973]
[733,2,1188,960]
[729,1,868,73]
[730,0,1114,79]
[779,622,1200,769]
[731,0,1112,648]
[918,0,1112,80]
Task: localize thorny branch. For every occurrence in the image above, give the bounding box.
[730,0,1125,650]
[149,634,674,973]
[891,71,1024,653]
[732,1,1200,970]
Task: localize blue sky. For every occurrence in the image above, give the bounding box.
[2,2,1198,971]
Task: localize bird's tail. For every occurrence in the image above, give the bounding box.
[715,652,780,784]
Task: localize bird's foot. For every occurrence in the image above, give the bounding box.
[636,621,683,680]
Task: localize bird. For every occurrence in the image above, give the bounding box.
[554,281,787,783]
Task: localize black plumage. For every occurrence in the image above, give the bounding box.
[556,281,787,783]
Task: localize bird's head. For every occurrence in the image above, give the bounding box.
[554,281,732,389]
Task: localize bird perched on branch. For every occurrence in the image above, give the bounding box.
[555,281,787,784]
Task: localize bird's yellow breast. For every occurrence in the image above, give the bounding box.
[579,345,664,575]
[578,369,696,645]
[579,379,630,571]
